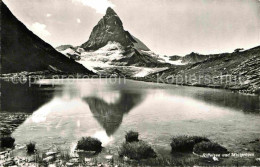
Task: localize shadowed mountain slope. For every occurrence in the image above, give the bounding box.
[1,2,94,74]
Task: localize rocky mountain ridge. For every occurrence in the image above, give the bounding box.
[57,7,167,71]
[145,46,260,94]
[81,7,150,52]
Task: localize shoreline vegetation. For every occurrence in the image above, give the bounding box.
[0,71,259,95]
[0,129,259,166]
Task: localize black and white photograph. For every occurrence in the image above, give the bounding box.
[0,0,260,166]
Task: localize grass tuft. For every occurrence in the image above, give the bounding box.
[27,142,36,153]
[76,137,102,153]
[0,136,15,148]
[125,131,139,143]
[193,141,228,154]
[171,135,210,152]
[119,140,157,160]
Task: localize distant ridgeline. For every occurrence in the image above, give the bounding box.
[147,46,260,94]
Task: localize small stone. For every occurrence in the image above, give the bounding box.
[0,155,5,160]
[17,145,26,150]
[43,156,54,162]
[123,156,129,161]
[0,151,7,155]
[45,151,57,156]
[213,156,219,162]
[85,158,92,162]
[27,157,35,163]
[244,148,249,151]
[105,155,113,160]
[3,159,15,166]
[70,154,79,158]
[69,158,79,163]
[66,162,74,166]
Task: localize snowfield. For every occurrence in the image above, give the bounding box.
[57,41,184,77]
[61,48,80,58]
[133,67,168,77]
[78,42,125,72]
[140,50,185,65]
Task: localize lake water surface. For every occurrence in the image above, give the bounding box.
[2,79,260,155]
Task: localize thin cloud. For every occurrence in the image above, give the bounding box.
[72,0,115,14]
[46,13,52,17]
[77,18,81,23]
[30,22,51,37]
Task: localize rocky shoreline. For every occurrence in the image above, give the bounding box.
[131,76,260,95]
[1,71,259,96]
[0,112,260,166]
[0,138,259,166]
[0,113,29,136]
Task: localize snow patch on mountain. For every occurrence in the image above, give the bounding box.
[60,48,78,58]
[74,42,167,76]
[93,41,124,54]
[140,50,185,65]
[161,57,185,65]
[78,42,125,71]
[133,67,168,77]
[57,41,184,77]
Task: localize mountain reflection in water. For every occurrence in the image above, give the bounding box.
[84,91,143,136]
[6,79,260,154]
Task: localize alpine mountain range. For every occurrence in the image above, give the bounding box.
[1,2,260,94]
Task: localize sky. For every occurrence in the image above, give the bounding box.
[3,0,260,56]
